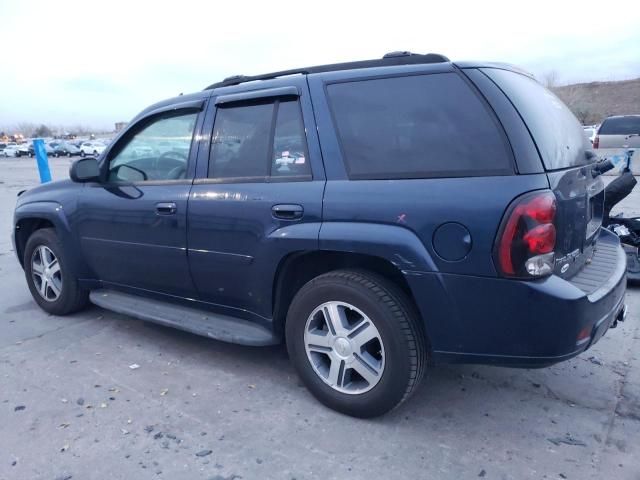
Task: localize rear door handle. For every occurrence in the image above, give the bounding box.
[155,202,177,215]
[272,204,304,220]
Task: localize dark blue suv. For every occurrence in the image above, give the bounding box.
[13,52,627,417]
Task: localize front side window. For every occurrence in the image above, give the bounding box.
[208,99,310,180]
[108,112,197,182]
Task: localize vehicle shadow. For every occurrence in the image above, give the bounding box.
[115,313,609,427]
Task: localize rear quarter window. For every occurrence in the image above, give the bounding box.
[326,73,513,179]
[599,116,640,135]
[482,68,591,171]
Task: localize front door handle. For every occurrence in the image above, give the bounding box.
[272,204,304,220]
[155,202,177,215]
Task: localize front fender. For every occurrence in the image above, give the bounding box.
[13,201,91,279]
[15,201,71,233]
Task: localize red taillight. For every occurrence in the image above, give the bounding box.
[593,135,599,149]
[524,224,556,254]
[524,194,556,224]
[495,191,557,277]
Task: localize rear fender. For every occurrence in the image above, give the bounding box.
[319,222,456,349]
[318,222,438,272]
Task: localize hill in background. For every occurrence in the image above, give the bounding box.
[552,77,640,125]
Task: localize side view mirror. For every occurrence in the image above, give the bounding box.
[70,157,100,182]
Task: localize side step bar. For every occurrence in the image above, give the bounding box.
[89,289,279,346]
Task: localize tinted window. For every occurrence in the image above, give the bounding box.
[599,116,640,135]
[271,101,309,177]
[326,73,512,179]
[209,103,272,178]
[109,112,197,182]
[209,99,310,179]
[482,68,590,170]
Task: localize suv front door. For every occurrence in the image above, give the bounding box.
[77,102,204,298]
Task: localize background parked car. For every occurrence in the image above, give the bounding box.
[15,144,31,157]
[594,115,640,173]
[16,142,55,157]
[79,141,106,157]
[53,141,81,157]
[2,144,19,157]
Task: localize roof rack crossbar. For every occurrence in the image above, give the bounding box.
[205,52,449,90]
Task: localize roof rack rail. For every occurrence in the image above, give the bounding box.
[205,51,449,90]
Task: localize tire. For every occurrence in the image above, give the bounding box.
[24,228,89,315]
[66,152,71,157]
[285,269,427,418]
[93,150,98,156]
[80,150,85,158]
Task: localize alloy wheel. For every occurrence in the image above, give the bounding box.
[31,245,62,302]
[304,301,385,394]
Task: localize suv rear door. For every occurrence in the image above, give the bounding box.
[187,78,325,320]
[478,67,602,279]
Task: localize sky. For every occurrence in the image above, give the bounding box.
[1,0,639,131]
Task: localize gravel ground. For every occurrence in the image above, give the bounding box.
[0,155,639,480]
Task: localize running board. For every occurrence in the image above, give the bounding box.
[89,289,279,346]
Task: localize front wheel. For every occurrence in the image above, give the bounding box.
[24,228,89,315]
[286,270,427,418]
[80,150,86,157]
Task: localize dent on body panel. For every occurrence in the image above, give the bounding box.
[318,222,439,272]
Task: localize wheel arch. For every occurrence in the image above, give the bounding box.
[14,217,56,267]
[271,250,430,344]
[14,202,73,269]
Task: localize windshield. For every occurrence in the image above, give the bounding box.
[482,68,591,170]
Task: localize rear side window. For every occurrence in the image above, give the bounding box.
[209,99,310,180]
[482,68,590,170]
[599,116,640,135]
[326,73,512,179]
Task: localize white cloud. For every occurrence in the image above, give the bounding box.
[1,0,638,128]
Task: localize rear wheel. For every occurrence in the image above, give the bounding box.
[286,270,427,417]
[24,228,89,315]
[80,150,86,157]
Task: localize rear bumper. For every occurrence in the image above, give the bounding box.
[407,229,627,367]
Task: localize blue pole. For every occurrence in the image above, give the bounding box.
[33,138,52,183]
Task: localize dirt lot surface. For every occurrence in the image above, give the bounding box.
[1,156,639,480]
